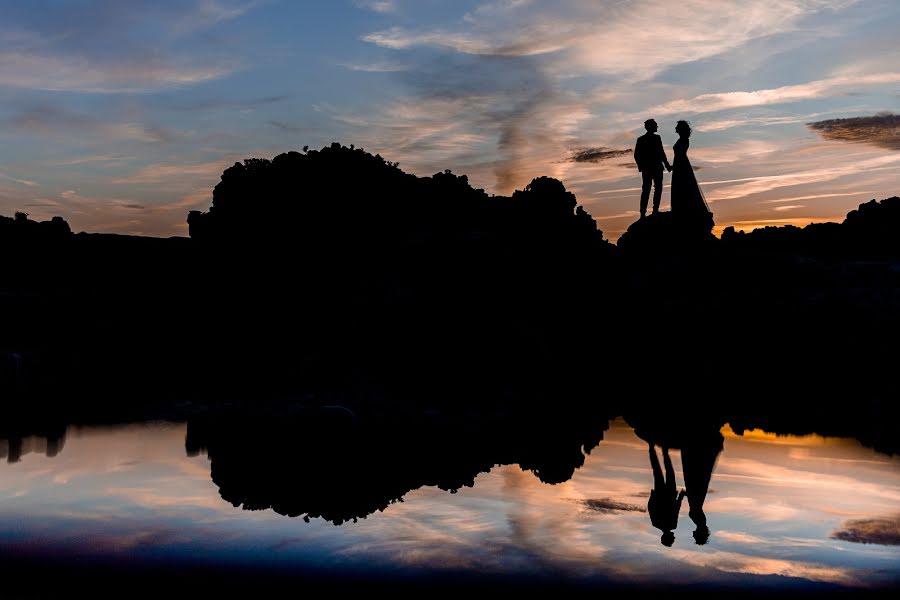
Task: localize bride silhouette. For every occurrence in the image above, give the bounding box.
[670,120,712,221]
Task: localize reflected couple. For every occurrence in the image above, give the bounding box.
[647,444,684,547]
[643,428,723,546]
[187,406,724,542]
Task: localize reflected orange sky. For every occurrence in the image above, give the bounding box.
[0,418,897,589]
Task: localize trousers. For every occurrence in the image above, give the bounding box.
[641,170,663,215]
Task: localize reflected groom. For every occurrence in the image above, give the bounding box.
[634,119,671,218]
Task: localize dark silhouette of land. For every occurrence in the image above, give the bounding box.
[2,143,899,462]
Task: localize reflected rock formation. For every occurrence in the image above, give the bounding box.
[186,407,613,524]
[0,423,67,463]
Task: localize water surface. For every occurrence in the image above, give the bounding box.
[1,418,897,591]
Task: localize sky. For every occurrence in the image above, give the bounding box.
[0,0,898,240]
[1,420,898,588]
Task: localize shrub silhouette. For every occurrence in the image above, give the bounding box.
[187,143,610,259]
[721,196,900,258]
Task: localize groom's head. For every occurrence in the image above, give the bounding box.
[644,119,658,133]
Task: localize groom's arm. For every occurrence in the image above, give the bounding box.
[634,139,642,172]
[658,137,671,171]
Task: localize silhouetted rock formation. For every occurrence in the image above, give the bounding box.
[181,143,615,405]
[0,212,72,245]
[2,146,900,442]
[616,210,716,256]
[188,143,610,255]
[721,196,900,258]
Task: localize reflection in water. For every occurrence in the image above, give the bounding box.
[647,444,684,546]
[682,431,724,545]
[185,407,613,524]
[629,412,726,547]
[0,423,66,463]
[0,416,898,592]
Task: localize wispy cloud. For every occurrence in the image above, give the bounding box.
[355,0,398,14]
[337,60,408,73]
[669,548,857,585]
[0,1,255,92]
[176,0,260,32]
[0,51,236,93]
[45,154,135,167]
[0,172,38,187]
[7,105,180,143]
[707,153,900,202]
[169,95,289,112]
[761,191,874,204]
[649,73,900,116]
[364,0,857,77]
[111,160,228,186]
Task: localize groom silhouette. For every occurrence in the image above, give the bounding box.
[634,119,671,218]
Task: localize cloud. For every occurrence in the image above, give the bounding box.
[0,50,236,93]
[648,73,900,116]
[761,191,874,204]
[0,172,38,187]
[328,52,588,192]
[6,105,179,143]
[831,513,900,546]
[111,160,228,186]
[807,113,900,150]
[355,0,398,13]
[715,531,768,545]
[17,187,212,236]
[170,95,289,112]
[696,112,846,132]
[568,148,631,163]
[364,0,858,77]
[45,154,135,167]
[706,153,900,202]
[352,0,878,201]
[670,548,857,585]
[0,1,254,92]
[337,60,408,73]
[177,0,260,31]
[581,498,645,514]
[267,120,312,134]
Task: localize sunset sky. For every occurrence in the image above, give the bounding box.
[1,0,898,239]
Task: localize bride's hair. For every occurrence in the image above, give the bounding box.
[676,120,692,137]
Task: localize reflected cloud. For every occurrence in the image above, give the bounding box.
[581,498,645,514]
[670,548,858,586]
[1,416,899,589]
[831,513,900,546]
[715,530,768,544]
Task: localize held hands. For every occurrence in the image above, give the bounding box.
[666,164,672,172]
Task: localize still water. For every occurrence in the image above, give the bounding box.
[0,418,897,591]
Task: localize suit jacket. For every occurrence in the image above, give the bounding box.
[634,132,669,173]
